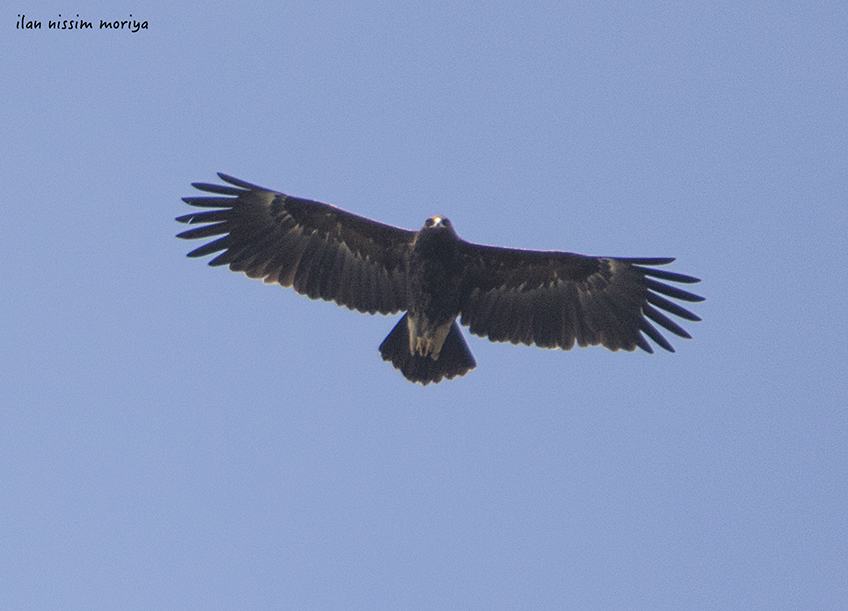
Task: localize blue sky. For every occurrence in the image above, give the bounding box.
[2,1,846,609]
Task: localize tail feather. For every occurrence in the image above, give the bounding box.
[379,314,477,385]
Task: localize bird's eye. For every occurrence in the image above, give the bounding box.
[425,218,434,227]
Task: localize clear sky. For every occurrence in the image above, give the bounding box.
[2,1,846,609]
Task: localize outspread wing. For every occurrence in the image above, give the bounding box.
[457,243,703,353]
[176,174,414,314]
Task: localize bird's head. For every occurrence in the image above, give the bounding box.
[421,215,455,234]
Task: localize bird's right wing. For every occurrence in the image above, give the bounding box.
[176,174,415,315]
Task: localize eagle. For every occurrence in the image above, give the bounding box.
[177,174,703,385]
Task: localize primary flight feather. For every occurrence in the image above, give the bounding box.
[177,174,703,385]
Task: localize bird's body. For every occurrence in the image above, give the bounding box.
[406,217,463,358]
[177,174,703,385]
[381,216,477,383]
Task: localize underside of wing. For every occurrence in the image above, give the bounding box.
[176,174,414,315]
[458,243,703,353]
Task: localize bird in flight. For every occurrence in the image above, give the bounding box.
[177,174,703,385]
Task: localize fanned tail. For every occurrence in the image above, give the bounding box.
[379,314,476,385]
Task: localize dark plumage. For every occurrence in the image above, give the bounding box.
[177,174,704,385]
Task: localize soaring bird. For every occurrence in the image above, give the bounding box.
[177,174,703,385]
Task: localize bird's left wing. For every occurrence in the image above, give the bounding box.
[176,174,415,315]
[456,242,703,353]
